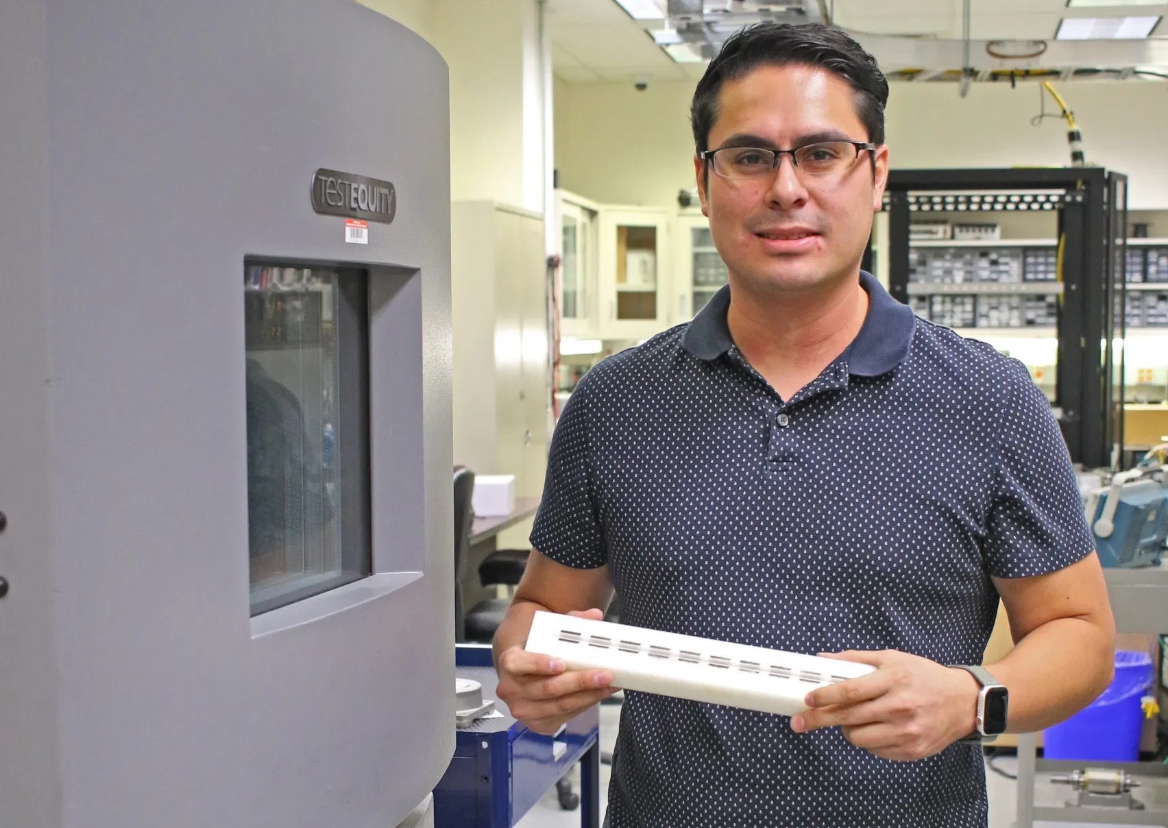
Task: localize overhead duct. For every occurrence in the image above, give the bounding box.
[852,32,1168,77]
[649,0,1168,81]
[656,0,826,60]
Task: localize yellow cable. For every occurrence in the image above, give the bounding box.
[1042,81,1078,130]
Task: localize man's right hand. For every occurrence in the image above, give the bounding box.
[496,608,617,735]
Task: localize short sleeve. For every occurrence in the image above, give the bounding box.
[529,372,607,569]
[982,360,1095,578]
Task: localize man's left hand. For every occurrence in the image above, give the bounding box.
[790,650,980,762]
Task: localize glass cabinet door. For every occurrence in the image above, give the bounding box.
[557,193,599,338]
[691,224,728,315]
[615,223,658,320]
[600,208,671,339]
[562,212,581,319]
[672,213,727,321]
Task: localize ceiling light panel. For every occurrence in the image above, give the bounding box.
[613,0,666,20]
[1056,15,1161,39]
[1067,0,1165,7]
[663,42,707,63]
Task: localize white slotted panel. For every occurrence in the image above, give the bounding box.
[526,611,876,717]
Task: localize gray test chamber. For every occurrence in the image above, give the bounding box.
[0,1,454,826]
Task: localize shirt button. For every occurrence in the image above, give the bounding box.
[777,414,790,427]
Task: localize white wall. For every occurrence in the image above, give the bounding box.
[450,203,499,479]
[555,78,1168,211]
[556,80,696,208]
[355,0,431,38]
[358,0,550,212]
[554,75,572,189]
[429,1,531,209]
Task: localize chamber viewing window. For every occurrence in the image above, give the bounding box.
[244,263,371,616]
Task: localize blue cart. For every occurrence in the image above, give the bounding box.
[434,644,602,828]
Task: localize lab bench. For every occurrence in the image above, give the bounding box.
[1015,562,1168,827]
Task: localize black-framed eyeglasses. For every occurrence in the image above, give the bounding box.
[700,140,877,182]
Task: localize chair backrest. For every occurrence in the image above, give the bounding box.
[452,465,476,642]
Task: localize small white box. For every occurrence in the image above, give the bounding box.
[472,475,516,517]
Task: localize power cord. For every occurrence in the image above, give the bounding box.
[984,747,1018,781]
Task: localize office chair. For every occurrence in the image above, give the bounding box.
[453,465,476,643]
[477,547,529,587]
[465,503,534,642]
[454,465,524,643]
[452,466,580,811]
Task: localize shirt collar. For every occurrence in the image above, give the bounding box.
[681,270,916,378]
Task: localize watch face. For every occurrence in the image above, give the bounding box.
[983,687,1009,734]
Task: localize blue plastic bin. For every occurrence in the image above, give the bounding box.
[1043,650,1153,761]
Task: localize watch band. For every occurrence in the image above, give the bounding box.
[955,664,999,688]
[953,665,1004,742]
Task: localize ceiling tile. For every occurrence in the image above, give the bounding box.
[553,23,676,74]
[555,66,604,82]
[551,0,1168,85]
[545,0,635,26]
[972,14,1070,39]
[552,41,588,69]
[837,14,954,36]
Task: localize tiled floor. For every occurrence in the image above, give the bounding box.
[513,701,1153,828]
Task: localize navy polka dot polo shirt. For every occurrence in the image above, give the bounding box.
[530,270,1095,828]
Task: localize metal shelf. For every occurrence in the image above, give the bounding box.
[887,167,1129,469]
[907,282,1063,296]
[1125,283,1168,292]
[908,237,1166,249]
[947,326,1168,336]
[909,238,1056,248]
[953,327,1056,338]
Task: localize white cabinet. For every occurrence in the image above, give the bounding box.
[673,210,729,322]
[555,190,600,338]
[451,202,550,532]
[598,206,672,340]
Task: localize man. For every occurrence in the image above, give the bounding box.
[493,22,1115,828]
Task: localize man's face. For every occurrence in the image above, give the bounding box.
[695,63,889,297]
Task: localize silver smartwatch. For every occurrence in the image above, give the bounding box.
[952,665,1009,742]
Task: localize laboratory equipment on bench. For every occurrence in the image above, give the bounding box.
[1015,567,1168,828]
[1,2,453,827]
[1085,465,1168,568]
[455,678,497,728]
[525,611,876,717]
[1052,768,1146,811]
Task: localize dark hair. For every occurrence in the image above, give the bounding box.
[691,23,890,155]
